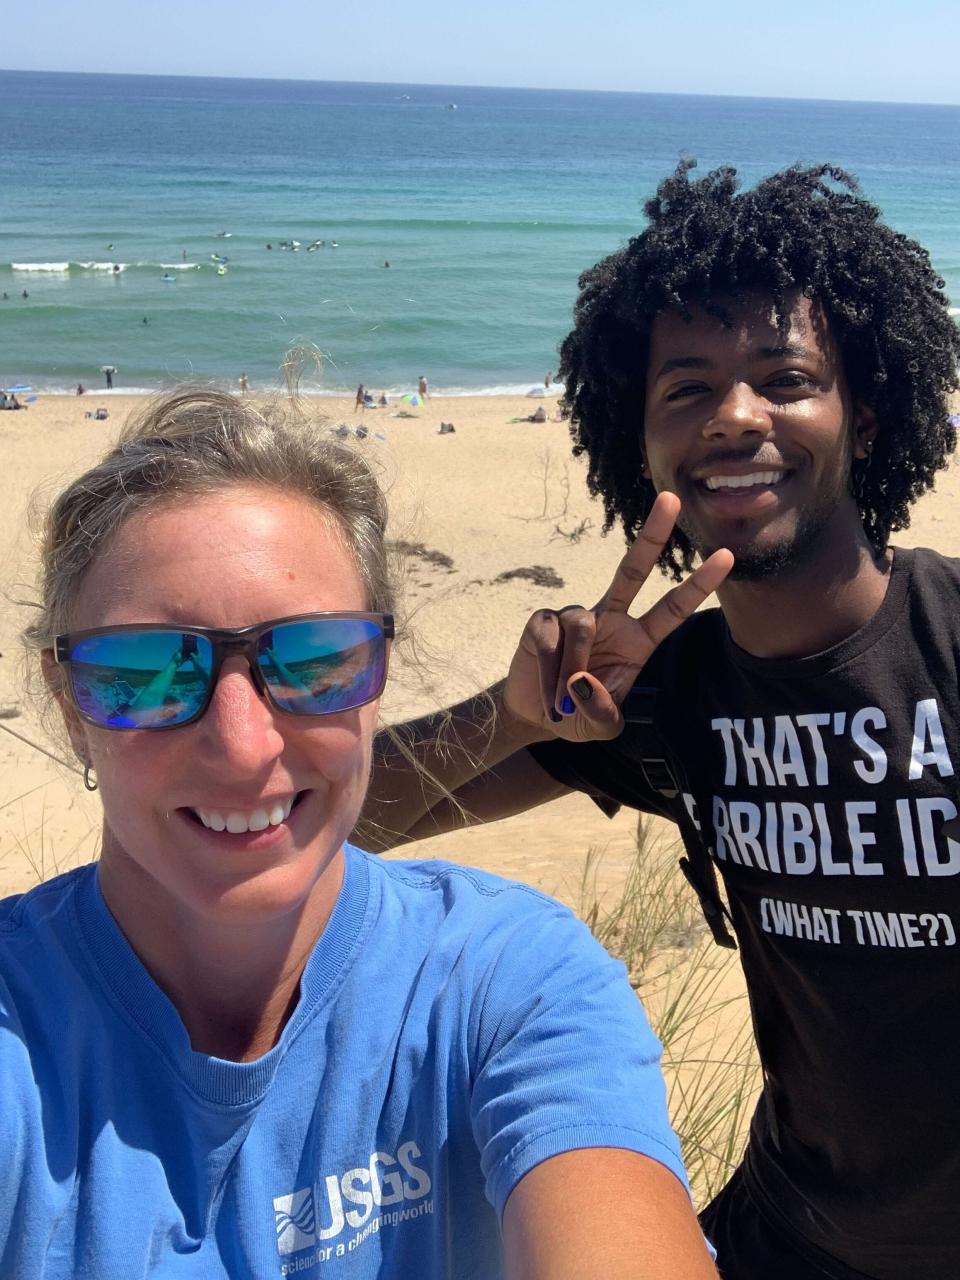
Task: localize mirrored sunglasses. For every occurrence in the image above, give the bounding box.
[53,612,393,731]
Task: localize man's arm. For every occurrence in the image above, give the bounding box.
[503,1149,717,1280]
[357,494,733,851]
[356,683,569,852]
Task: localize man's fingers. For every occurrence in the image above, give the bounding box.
[552,608,596,713]
[634,548,734,653]
[524,608,564,722]
[596,492,681,613]
[563,672,623,740]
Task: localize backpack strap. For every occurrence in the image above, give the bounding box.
[621,685,737,950]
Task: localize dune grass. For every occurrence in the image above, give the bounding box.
[579,814,761,1209]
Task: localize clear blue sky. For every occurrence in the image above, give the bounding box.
[5,0,959,105]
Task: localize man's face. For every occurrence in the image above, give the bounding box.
[642,292,872,579]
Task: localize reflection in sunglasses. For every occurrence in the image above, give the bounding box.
[77,648,210,728]
[262,642,372,710]
[59,614,391,729]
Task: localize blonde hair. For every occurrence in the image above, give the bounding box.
[23,388,394,654]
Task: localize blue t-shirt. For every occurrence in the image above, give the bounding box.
[0,846,687,1278]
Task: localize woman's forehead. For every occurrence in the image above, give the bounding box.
[72,489,364,628]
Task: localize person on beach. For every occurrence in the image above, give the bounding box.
[0,389,717,1279]
[359,162,960,1280]
[355,382,365,412]
[418,374,429,400]
[238,371,249,395]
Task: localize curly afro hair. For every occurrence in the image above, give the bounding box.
[557,161,960,579]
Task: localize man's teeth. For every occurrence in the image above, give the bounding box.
[704,471,785,491]
[193,797,295,833]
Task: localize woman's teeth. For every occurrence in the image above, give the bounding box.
[192,796,296,833]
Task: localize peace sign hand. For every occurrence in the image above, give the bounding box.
[502,493,733,742]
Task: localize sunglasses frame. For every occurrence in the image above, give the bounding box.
[52,611,395,731]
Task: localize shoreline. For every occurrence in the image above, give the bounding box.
[8,383,567,400]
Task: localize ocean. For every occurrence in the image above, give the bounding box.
[1,71,958,395]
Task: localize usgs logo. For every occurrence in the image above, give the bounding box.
[274,1141,432,1256]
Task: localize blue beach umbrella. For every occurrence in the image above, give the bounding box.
[400,393,421,407]
[6,384,32,393]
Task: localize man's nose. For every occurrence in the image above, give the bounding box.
[703,381,770,440]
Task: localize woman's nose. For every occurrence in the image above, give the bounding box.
[196,657,285,771]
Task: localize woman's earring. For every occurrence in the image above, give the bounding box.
[83,763,98,793]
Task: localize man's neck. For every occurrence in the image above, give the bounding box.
[717,529,892,660]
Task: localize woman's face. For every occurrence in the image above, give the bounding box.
[59,487,383,933]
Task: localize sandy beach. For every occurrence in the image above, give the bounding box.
[3,386,959,1202]
[3,388,960,906]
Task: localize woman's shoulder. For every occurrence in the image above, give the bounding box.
[348,847,612,978]
[0,865,94,939]
[356,847,570,918]
[0,866,98,1030]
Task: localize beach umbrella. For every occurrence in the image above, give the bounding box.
[6,384,32,393]
[400,393,421,407]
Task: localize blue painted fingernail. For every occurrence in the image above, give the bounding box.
[560,694,576,715]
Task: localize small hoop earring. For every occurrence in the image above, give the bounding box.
[852,439,874,503]
[83,764,98,793]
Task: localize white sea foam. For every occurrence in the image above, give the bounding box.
[444,382,564,397]
[8,261,127,273]
[24,383,157,395]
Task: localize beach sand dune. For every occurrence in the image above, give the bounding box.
[2,391,959,909]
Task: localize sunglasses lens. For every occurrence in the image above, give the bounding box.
[66,630,213,728]
[258,617,386,715]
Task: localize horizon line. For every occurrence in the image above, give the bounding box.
[2,66,958,111]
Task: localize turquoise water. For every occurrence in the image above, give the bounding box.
[1,71,958,394]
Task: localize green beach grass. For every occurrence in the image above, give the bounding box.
[580,815,761,1208]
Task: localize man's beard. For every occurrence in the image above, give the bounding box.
[723,513,824,581]
[680,482,850,583]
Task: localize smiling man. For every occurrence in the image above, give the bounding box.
[360,162,960,1279]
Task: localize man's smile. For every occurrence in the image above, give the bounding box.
[702,471,787,491]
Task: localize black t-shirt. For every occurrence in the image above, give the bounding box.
[530,547,960,1280]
